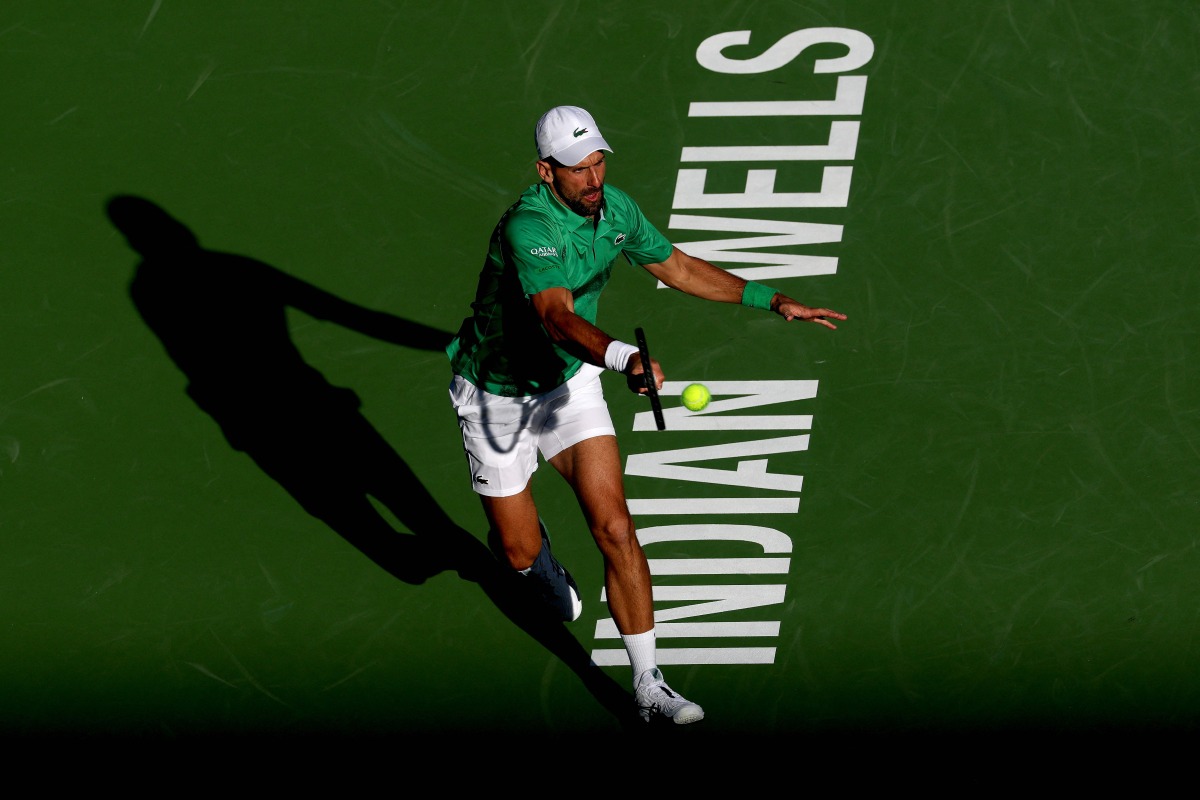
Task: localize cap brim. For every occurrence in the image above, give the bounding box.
[549,136,613,167]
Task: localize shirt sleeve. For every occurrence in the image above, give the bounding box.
[502,210,570,297]
[609,187,674,266]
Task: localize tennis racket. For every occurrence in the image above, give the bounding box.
[634,327,666,431]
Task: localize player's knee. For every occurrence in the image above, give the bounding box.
[592,515,639,556]
[488,527,541,571]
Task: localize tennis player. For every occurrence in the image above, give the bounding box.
[445,105,846,724]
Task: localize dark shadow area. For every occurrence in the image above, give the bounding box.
[107,194,642,731]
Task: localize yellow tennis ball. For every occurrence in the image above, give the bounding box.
[681,383,711,412]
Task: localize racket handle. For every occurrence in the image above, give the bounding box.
[634,327,666,431]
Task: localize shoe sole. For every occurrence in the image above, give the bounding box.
[639,705,705,725]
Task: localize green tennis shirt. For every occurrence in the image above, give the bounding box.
[446,181,673,396]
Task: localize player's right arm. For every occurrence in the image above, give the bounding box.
[531,287,606,360]
[531,287,663,392]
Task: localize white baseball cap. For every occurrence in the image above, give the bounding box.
[535,105,613,167]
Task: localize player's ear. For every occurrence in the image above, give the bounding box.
[535,159,555,185]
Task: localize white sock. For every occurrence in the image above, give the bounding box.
[621,629,657,687]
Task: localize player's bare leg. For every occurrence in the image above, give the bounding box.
[548,434,654,635]
[479,487,543,570]
[480,485,582,622]
[549,434,701,724]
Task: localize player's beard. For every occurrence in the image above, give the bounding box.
[557,180,604,218]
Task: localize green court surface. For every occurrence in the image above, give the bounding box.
[4,0,1199,747]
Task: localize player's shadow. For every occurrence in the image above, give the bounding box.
[107,195,642,731]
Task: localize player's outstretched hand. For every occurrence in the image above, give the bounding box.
[774,295,847,330]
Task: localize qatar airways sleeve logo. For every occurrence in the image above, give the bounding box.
[530,245,558,257]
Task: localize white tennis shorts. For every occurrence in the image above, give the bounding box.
[448,364,616,497]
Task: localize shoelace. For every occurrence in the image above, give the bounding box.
[639,673,681,705]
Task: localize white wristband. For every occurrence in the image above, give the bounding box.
[604,340,639,373]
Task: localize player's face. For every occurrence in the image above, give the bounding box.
[539,151,606,218]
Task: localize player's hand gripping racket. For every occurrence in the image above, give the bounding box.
[634,327,666,431]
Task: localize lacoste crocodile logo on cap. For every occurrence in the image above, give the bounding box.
[536,106,613,166]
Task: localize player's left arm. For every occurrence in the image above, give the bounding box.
[642,246,847,330]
